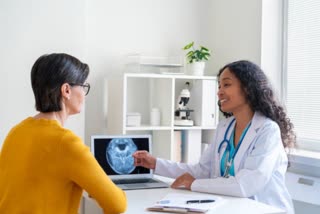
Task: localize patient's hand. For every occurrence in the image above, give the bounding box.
[171,173,195,190]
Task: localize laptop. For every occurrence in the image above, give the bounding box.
[91,134,169,190]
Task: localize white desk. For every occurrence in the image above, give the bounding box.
[83,186,285,214]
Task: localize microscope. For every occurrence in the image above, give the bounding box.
[174,82,194,126]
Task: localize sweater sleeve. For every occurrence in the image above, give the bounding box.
[59,132,127,214]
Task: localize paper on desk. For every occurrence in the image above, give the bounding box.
[147,193,224,213]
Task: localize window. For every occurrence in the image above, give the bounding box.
[284,0,320,151]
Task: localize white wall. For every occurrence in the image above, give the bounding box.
[0,0,87,147]
[0,0,267,147]
[84,0,268,144]
[84,0,213,145]
[207,0,263,76]
[261,0,284,96]
[206,0,283,95]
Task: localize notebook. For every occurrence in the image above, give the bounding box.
[147,193,225,213]
[91,134,169,190]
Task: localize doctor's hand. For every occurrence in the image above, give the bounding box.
[132,150,156,169]
[171,173,195,190]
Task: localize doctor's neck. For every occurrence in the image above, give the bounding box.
[233,107,254,129]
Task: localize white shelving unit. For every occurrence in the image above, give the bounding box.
[107,72,219,163]
[125,55,185,74]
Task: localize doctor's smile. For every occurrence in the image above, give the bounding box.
[219,99,227,104]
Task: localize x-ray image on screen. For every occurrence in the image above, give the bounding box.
[93,136,150,176]
[106,138,137,174]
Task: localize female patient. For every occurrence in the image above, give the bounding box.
[133,60,296,214]
[0,53,126,214]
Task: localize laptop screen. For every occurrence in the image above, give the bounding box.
[91,135,151,179]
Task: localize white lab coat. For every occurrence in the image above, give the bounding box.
[155,112,294,214]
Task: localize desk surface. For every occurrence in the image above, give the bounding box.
[83,186,285,214]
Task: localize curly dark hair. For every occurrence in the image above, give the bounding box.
[218,60,296,149]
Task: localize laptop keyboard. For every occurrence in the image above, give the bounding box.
[113,178,158,185]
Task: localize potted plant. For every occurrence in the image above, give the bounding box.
[183,41,211,75]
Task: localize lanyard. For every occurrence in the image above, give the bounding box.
[222,121,252,178]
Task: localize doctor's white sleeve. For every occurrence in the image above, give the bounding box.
[154,134,217,179]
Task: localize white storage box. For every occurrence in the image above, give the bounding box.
[126,113,141,126]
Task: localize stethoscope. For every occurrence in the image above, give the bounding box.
[217,118,251,178]
[217,118,236,155]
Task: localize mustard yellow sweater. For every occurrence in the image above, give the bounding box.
[0,117,127,214]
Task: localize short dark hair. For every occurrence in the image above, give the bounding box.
[31,53,89,112]
[218,60,296,148]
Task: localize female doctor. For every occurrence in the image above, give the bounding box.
[133,60,296,214]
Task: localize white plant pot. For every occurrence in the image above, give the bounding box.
[188,61,205,76]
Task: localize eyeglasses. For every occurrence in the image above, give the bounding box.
[69,83,90,96]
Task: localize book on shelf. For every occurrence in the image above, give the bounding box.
[172,131,182,162]
[181,130,202,164]
[188,80,217,127]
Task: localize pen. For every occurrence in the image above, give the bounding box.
[186,199,215,204]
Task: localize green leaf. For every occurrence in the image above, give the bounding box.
[183,42,194,50]
[183,42,211,63]
[186,51,194,57]
[200,46,209,51]
[203,53,210,57]
[194,50,201,59]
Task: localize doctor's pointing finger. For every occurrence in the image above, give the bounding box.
[132,150,156,169]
